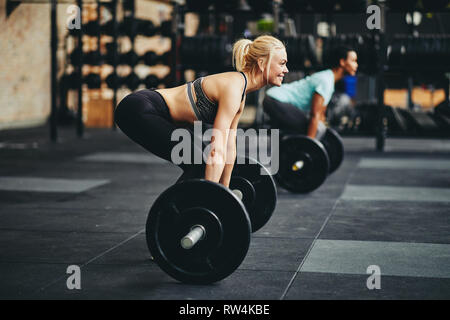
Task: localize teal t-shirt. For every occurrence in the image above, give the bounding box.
[266,69,335,113]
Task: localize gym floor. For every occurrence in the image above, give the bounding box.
[0,125,449,300]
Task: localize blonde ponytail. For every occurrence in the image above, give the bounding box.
[232,35,285,81]
[232,39,252,72]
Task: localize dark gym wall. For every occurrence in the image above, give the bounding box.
[291,12,450,35]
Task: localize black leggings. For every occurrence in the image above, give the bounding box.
[114,89,206,175]
[263,95,309,134]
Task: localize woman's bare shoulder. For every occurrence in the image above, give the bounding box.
[207,72,245,89]
[208,71,242,81]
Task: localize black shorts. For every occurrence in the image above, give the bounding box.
[263,95,309,134]
[114,89,207,174]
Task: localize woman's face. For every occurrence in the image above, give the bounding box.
[265,48,289,86]
[342,51,358,76]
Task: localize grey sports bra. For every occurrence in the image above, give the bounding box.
[186,72,247,124]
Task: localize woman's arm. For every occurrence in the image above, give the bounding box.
[307,92,326,138]
[219,104,243,187]
[204,84,242,184]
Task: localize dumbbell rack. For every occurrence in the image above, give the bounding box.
[59,0,120,139]
[113,1,174,89]
[58,0,177,139]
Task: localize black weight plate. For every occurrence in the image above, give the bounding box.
[230,157,277,233]
[320,128,344,174]
[146,179,251,284]
[276,135,329,193]
[229,176,256,209]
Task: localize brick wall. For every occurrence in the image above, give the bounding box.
[0,0,174,131]
[0,1,77,130]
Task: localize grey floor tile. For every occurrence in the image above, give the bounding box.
[341,185,450,202]
[383,140,450,153]
[301,240,450,279]
[0,177,109,193]
[276,181,348,200]
[320,200,450,243]
[77,152,170,165]
[0,230,139,265]
[358,158,450,170]
[92,233,312,273]
[37,264,293,300]
[257,198,336,238]
[0,206,148,233]
[84,178,176,196]
[36,161,182,182]
[284,272,450,300]
[0,262,66,300]
[92,233,154,267]
[276,184,341,200]
[0,190,159,213]
[59,191,159,211]
[343,137,450,154]
[0,191,70,205]
[238,237,311,272]
[349,168,450,188]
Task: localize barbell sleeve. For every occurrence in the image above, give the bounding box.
[232,189,243,201]
[180,225,206,250]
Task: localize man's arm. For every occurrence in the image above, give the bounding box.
[307,92,326,139]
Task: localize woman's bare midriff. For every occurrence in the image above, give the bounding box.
[155,72,245,126]
[155,85,197,124]
[156,72,244,123]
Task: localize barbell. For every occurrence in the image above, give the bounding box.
[146,156,277,284]
[177,156,277,233]
[275,128,344,193]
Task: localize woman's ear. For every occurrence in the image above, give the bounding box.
[257,57,266,73]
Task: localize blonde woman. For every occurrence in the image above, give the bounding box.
[115,35,288,187]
